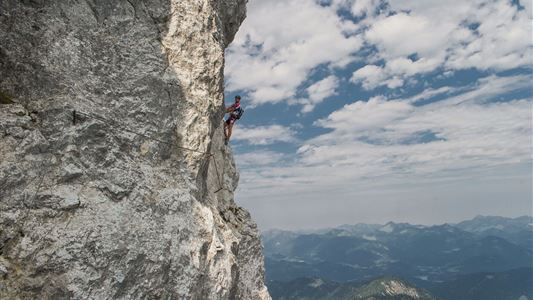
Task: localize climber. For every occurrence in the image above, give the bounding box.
[224,95,244,145]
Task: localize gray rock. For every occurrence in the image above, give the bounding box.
[0,263,7,277]
[60,163,83,182]
[0,0,270,299]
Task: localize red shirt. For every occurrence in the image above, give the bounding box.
[230,102,241,110]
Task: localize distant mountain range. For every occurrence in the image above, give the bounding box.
[269,269,532,300]
[262,215,533,300]
[455,215,533,251]
[269,277,436,300]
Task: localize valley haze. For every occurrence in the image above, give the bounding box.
[263,215,533,299]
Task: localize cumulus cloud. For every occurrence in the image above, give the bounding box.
[226,0,532,229]
[225,0,362,106]
[351,65,406,89]
[350,0,382,17]
[307,76,339,104]
[329,0,384,18]
[227,0,531,103]
[232,125,298,145]
[238,75,532,193]
[366,12,453,58]
[298,75,339,113]
[314,96,412,134]
[351,0,532,90]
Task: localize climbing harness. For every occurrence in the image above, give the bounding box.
[232,106,244,120]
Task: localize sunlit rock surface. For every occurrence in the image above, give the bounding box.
[0,1,270,299]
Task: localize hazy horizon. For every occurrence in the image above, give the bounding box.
[258,214,533,233]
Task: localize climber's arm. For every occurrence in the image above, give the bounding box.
[225,104,236,113]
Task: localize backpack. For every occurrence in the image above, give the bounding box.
[232,107,244,120]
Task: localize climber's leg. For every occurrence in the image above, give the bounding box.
[223,118,230,145]
[227,122,234,141]
[224,118,234,145]
[224,120,229,139]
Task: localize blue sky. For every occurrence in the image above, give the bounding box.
[223,0,532,230]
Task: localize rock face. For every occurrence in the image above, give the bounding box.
[0,1,270,299]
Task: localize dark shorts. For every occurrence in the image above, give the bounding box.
[225,116,236,125]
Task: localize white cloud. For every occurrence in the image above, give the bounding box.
[234,75,531,230]
[225,0,362,106]
[392,85,459,104]
[298,75,339,113]
[225,0,532,230]
[307,76,339,103]
[351,0,532,90]
[351,64,409,90]
[351,65,385,89]
[423,74,532,108]
[445,1,531,70]
[366,13,454,58]
[522,0,532,18]
[314,96,412,135]
[329,0,384,18]
[236,75,532,194]
[232,124,298,145]
[236,151,285,167]
[227,0,531,101]
[315,74,532,145]
[386,56,443,77]
[351,0,381,17]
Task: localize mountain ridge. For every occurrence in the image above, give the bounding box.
[262,215,533,235]
[269,268,533,300]
[263,215,532,283]
[269,276,436,300]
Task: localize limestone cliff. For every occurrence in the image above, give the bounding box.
[0,1,270,299]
